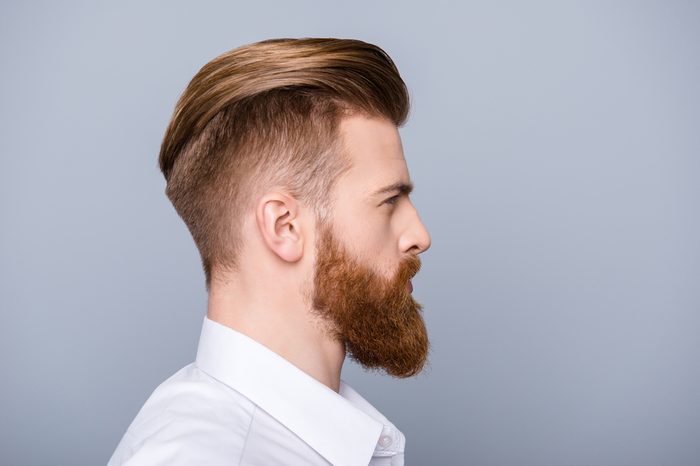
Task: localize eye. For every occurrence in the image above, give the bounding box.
[384,194,401,206]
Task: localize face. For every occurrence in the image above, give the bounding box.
[308,114,432,378]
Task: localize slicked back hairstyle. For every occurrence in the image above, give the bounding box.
[158,37,410,292]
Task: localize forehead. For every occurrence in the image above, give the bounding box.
[336,114,410,196]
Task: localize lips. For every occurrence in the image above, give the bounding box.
[407,279,413,293]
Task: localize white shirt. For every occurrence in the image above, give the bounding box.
[108,316,406,466]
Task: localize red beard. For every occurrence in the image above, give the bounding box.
[310,222,430,378]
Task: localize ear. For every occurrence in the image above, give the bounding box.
[255,191,304,263]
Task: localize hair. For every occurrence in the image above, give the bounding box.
[158,37,410,292]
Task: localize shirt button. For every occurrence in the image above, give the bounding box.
[379,435,393,448]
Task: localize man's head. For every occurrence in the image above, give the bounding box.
[159,38,431,377]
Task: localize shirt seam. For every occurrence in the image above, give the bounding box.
[237,403,258,466]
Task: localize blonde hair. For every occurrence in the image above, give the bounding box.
[158,38,410,292]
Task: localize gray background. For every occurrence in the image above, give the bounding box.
[1,1,698,465]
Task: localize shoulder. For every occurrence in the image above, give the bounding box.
[108,363,256,466]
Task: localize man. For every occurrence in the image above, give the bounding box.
[108,37,432,466]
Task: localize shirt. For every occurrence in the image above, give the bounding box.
[107,316,406,466]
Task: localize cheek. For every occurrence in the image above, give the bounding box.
[358,222,396,269]
[338,204,396,265]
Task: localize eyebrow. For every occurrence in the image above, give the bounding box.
[371,180,414,198]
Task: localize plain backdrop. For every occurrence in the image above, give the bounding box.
[1,1,698,465]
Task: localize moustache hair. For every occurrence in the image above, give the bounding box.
[394,255,421,285]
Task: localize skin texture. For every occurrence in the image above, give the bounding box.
[207,113,432,393]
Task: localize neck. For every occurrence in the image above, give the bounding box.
[206,278,346,393]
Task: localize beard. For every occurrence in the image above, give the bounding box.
[308,221,430,378]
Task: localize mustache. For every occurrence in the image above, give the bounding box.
[394,255,421,284]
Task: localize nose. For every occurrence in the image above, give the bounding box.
[401,206,432,255]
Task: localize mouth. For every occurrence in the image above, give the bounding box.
[406,279,413,293]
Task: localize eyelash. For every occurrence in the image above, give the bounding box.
[384,195,401,205]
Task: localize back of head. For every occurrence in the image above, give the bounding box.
[158,37,410,292]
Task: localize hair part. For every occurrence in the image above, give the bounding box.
[158,37,410,292]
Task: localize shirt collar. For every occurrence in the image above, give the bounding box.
[194,316,404,466]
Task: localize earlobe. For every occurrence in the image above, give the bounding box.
[256,193,304,263]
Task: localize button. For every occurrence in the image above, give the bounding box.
[378,435,393,448]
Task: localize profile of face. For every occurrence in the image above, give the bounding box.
[307,114,432,378]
